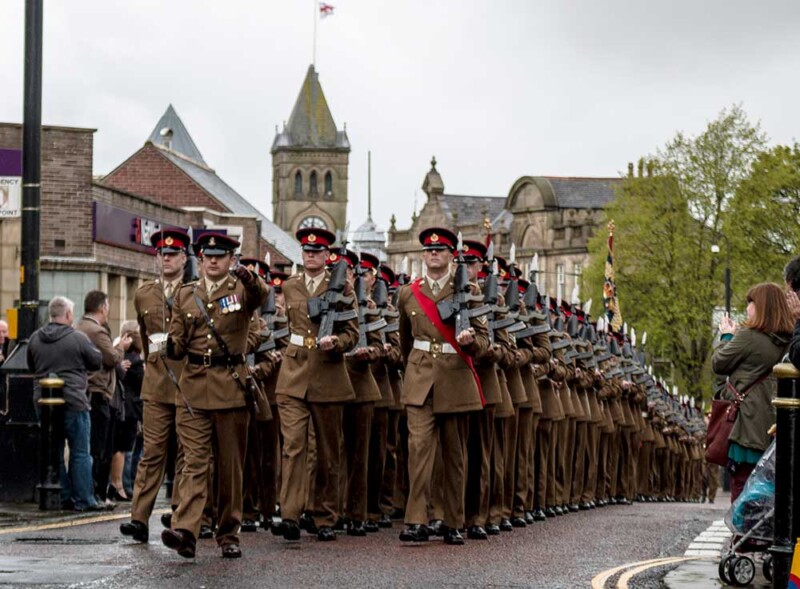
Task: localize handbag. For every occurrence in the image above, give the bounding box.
[705,375,768,466]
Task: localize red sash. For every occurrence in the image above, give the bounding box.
[410,279,485,406]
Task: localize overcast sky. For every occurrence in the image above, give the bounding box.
[2,0,799,235]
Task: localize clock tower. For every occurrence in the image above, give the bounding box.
[271,65,350,236]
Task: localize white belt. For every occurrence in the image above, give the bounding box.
[148,332,167,355]
[290,333,318,349]
[413,339,457,354]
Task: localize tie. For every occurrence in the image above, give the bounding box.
[431,281,440,296]
[307,277,316,293]
[164,283,174,300]
[207,281,218,298]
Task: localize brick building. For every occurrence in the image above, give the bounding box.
[386,157,620,301]
[0,106,300,334]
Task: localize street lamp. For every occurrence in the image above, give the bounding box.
[711,235,731,315]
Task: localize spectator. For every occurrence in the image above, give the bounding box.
[712,282,792,502]
[0,319,10,366]
[108,321,144,501]
[77,291,132,508]
[27,297,103,511]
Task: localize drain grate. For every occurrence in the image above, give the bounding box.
[15,536,117,545]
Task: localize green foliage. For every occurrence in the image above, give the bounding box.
[584,105,768,400]
[725,143,800,294]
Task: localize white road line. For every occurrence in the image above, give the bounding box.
[684,520,730,557]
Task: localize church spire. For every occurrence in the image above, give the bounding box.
[272,65,349,151]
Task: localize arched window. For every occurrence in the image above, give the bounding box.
[324,171,333,195]
[310,171,318,195]
[294,171,302,194]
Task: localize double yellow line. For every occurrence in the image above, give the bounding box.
[0,508,169,536]
[591,556,706,589]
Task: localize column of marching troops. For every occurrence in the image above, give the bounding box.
[119,225,708,558]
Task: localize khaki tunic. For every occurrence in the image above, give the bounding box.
[397,279,489,414]
[169,276,269,410]
[135,279,185,405]
[275,272,359,403]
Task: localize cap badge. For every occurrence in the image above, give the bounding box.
[463,245,469,252]
[209,237,216,247]
[164,236,174,246]
[247,263,255,272]
[430,233,439,243]
[274,278,282,286]
[329,253,338,262]
[308,233,317,243]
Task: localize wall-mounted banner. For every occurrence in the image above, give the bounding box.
[0,149,22,218]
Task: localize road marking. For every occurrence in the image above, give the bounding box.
[591,557,687,589]
[0,508,170,536]
[617,557,700,589]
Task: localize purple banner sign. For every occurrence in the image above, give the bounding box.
[0,149,22,176]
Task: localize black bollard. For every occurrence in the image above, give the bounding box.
[769,363,800,588]
[37,377,65,511]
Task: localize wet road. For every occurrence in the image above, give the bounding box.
[0,499,728,589]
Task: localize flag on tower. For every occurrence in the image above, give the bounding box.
[320,2,335,18]
[603,220,623,333]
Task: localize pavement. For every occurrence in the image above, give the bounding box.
[664,494,772,589]
[0,492,730,589]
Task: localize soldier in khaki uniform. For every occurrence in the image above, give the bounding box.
[366,261,402,531]
[329,249,383,536]
[397,227,489,546]
[273,228,359,542]
[161,232,268,559]
[121,228,189,543]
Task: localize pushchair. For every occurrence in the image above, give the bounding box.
[719,440,775,586]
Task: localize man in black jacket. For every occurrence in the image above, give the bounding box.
[28,296,103,511]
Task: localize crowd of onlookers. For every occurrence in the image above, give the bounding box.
[25,291,143,512]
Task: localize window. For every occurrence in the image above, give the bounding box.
[556,264,565,285]
[574,262,582,277]
[310,171,318,195]
[298,216,328,231]
[324,171,333,194]
[554,228,565,240]
[294,171,302,194]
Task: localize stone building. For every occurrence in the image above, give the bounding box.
[271,65,350,236]
[386,158,620,301]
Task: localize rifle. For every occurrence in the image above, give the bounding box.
[348,261,387,353]
[436,232,491,334]
[483,243,499,345]
[373,273,399,340]
[308,230,358,343]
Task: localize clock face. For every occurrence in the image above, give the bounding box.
[298,216,328,230]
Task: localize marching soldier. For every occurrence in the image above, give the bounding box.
[121,228,189,544]
[272,228,359,542]
[161,232,268,559]
[397,227,489,545]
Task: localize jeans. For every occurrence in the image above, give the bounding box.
[61,409,97,509]
[90,395,114,500]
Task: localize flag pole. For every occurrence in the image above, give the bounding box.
[312,0,318,67]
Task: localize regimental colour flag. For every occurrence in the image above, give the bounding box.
[603,220,623,333]
[789,537,800,589]
[319,2,335,18]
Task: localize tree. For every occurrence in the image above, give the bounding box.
[584,106,767,400]
[725,143,800,292]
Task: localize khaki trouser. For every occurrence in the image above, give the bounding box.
[489,413,514,524]
[581,423,599,503]
[570,421,588,505]
[465,406,495,527]
[131,401,184,524]
[367,408,390,520]
[342,402,374,521]
[277,395,343,527]
[173,406,248,546]
[243,412,281,521]
[534,418,553,510]
[405,398,470,529]
[513,407,535,517]
[596,431,611,501]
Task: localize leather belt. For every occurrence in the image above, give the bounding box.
[187,352,246,368]
[290,333,318,349]
[413,339,457,354]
